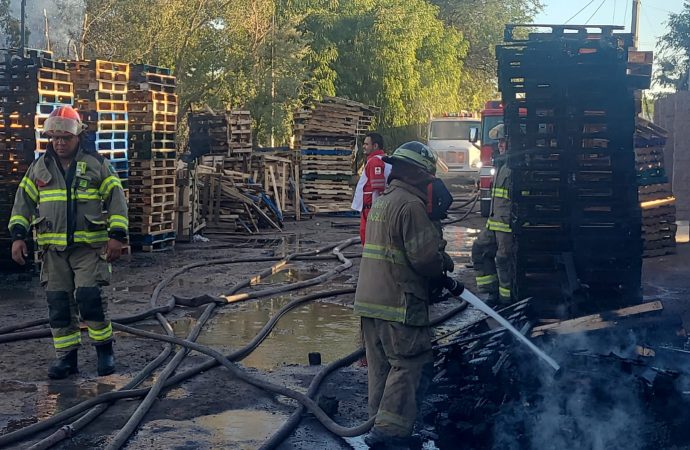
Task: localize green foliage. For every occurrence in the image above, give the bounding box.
[0,0,22,48]
[657,1,690,90]
[0,0,541,144]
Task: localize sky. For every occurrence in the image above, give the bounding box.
[534,0,684,53]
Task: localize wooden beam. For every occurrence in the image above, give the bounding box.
[531,301,664,337]
[268,165,282,216]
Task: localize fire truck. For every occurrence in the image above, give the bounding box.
[476,101,504,217]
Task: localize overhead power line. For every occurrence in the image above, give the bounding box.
[585,0,608,25]
[565,0,597,24]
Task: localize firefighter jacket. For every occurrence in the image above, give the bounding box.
[351,150,392,212]
[487,159,511,233]
[9,145,129,250]
[354,179,447,326]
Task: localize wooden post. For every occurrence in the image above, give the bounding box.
[294,163,301,221]
[281,162,287,212]
[269,165,282,215]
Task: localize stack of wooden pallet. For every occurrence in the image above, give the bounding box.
[126,64,178,251]
[66,59,130,192]
[189,109,253,174]
[636,117,677,257]
[293,96,377,213]
[0,49,61,270]
[197,164,282,233]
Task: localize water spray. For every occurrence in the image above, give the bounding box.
[460,289,561,374]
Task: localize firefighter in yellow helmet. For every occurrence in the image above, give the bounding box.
[471,123,514,305]
[9,105,128,379]
[354,141,463,448]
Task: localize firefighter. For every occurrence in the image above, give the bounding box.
[9,105,128,379]
[351,132,391,244]
[354,141,464,448]
[471,123,513,305]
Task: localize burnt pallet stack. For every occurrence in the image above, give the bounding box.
[189,110,253,173]
[0,50,63,270]
[67,60,130,192]
[635,118,676,257]
[293,96,376,213]
[126,64,178,251]
[0,49,72,270]
[497,25,650,315]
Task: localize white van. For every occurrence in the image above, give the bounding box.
[427,116,481,173]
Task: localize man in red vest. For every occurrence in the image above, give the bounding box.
[352,133,391,244]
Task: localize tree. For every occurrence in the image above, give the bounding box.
[303,0,468,128]
[0,0,22,48]
[657,1,690,91]
[430,0,543,108]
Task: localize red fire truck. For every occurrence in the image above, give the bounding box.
[476,100,504,217]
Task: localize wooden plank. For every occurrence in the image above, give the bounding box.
[269,165,282,216]
[531,301,664,337]
[294,163,301,221]
[281,163,287,212]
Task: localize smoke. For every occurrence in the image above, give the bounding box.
[5,0,85,57]
[492,333,650,450]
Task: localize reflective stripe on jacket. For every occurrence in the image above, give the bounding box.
[487,162,511,233]
[9,146,129,250]
[354,179,446,326]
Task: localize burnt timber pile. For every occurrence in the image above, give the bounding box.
[423,26,690,450]
[498,25,647,317]
[635,118,677,257]
[0,49,66,271]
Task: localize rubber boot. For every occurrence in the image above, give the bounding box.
[48,349,78,379]
[96,341,115,376]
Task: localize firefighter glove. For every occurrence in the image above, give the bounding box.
[444,276,465,297]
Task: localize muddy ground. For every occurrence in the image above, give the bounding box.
[1,179,689,449]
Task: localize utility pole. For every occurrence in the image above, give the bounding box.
[20,0,26,55]
[631,0,641,49]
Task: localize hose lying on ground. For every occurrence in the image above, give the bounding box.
[2,239,360,449]
[259,301,469,449]
[0,253,361,340]
[106,238,360,450]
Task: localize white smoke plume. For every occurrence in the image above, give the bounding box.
[6,0,85,57]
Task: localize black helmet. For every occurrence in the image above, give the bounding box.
[383,141,438,175]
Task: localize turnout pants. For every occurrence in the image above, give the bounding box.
[362,317,433,438]
[471,228,514,304]
[40,246,113,354]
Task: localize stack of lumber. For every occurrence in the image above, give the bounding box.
[293,96,377,213]
[636,117,676,257]
[197,164,282,234]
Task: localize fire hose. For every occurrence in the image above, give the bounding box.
[0,238,361,449]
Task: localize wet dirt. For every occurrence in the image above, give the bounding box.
[3,204,687,449]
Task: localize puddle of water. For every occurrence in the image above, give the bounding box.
[443,226,480,267]
[141,297,360,371]
[128,409,288,449]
